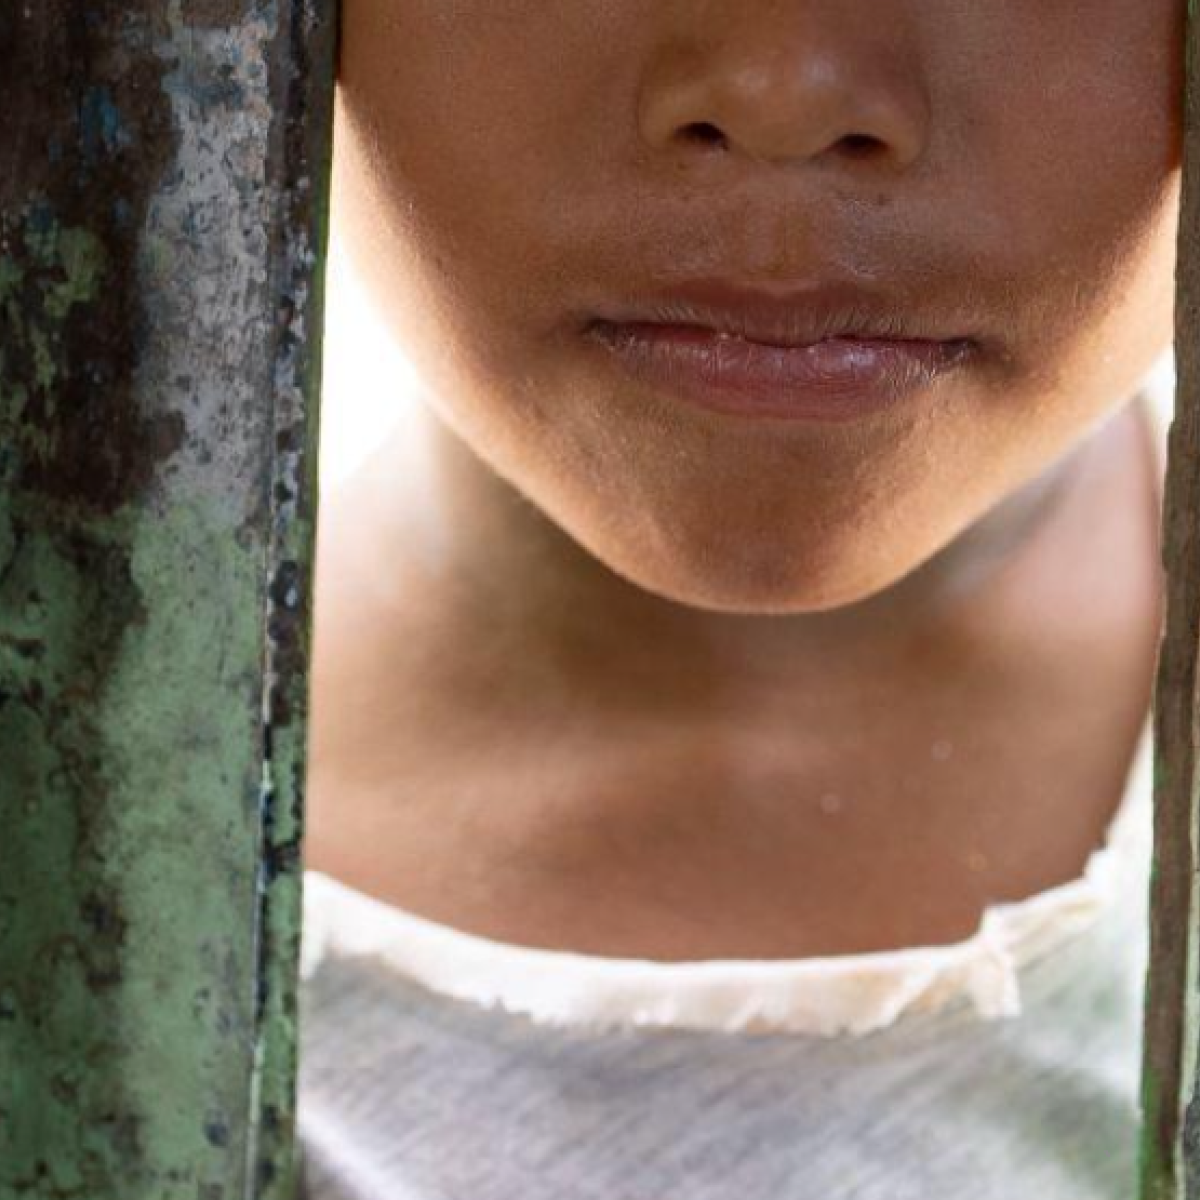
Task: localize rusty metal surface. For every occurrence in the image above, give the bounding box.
[0,2,335,1195]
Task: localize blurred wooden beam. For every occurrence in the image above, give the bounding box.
[1141,8,1200,1200]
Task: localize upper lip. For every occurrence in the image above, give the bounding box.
[587,277,970,350]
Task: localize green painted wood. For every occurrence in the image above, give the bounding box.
[1141,6,1200,1199]
[0,2,335,1196]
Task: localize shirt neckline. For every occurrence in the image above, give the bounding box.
[302,718,1150,1037]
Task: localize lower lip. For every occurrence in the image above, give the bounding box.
[584,321,975,423]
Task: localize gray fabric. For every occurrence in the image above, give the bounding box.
[297,836,1148,1200]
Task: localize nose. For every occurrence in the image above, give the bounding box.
[639,12,930,173]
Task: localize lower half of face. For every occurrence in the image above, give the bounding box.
[334,0,1182,614]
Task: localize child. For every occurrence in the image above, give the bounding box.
[297,3,1182,1196]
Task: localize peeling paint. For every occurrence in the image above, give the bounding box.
[0,1,335,1197]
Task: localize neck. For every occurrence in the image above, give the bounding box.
[308,384,1161,958]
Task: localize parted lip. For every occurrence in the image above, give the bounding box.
[585,276,975,351]
[579,274,979,423]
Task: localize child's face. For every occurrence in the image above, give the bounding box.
[334,3,1182,613]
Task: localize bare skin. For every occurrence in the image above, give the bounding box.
[307,387,1161,959]
[306,2,1178,959]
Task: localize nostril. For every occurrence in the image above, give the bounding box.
[679,122,730,151]
[676,124,890,162]
[839,133,887,158]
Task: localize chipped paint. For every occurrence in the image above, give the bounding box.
[0,1,335,1197]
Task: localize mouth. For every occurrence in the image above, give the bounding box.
[581,277,979,423]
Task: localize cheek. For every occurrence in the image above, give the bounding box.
[975,156,1179,432]
[334,0,634,294]
[947,6,1181,380]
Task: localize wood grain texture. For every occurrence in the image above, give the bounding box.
[0,3,335,1196]
[1141,7,1200,1199]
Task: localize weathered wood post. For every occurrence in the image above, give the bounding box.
[0,3,335,1196]
[1140,5,1200,1199]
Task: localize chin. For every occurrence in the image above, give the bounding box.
[582,524,910,616]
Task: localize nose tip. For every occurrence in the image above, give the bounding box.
[641,44,929,173]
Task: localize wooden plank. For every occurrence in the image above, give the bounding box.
[1141,7,1200,1199]
[0,2,335,1195]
